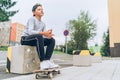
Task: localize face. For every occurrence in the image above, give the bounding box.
[33,6,44,17]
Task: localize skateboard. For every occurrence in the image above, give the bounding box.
[33,67,61,79]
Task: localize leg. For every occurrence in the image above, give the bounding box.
[21,34,45,61]
[44,38,59,68]
[44,38,55,60]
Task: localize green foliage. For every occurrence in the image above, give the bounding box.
[100,30,110,56]
[67,11,97,54]
[53,50,65,54]
[88,45,101,53]
[0,0,18,22]
[0,46,8,51]
[67,40,76,54]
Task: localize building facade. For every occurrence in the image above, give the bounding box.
[0,21,11,46]
[10,23,25,45]
[108,0,120,56]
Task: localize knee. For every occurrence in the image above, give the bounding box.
[51,38,55,44]
[37,34,43,37]
[35,34,43,39]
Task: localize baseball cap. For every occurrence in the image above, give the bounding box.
[32,3,42,12]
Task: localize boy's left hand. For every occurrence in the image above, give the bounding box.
[47,29,54,39]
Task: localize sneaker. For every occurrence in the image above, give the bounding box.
[40,60,50,70]
[47,60,59,69]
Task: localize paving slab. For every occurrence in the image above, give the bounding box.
[3,60,120,80]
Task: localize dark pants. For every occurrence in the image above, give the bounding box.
[20,34,55,61]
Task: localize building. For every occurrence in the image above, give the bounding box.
[10,23,25,45]
[108,0,120,57]
[0,21,11,46]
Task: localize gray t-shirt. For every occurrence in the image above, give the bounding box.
[23,16,46,36]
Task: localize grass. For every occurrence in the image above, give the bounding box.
[0,46,8,51]
[0,47,65,54]
[53,50,65,54]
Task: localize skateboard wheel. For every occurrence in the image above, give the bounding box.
[58,70,60,74]
[36,74,40,79]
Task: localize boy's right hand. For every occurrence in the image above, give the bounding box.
[44,30,54,39]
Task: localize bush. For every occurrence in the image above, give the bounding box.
[0,46,8,51]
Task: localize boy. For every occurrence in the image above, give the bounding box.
[21,3,59,70]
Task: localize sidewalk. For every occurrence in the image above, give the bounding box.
[3,60,120,80]
[1,51,120,80]
[0,51,7,61]
[0,52,73,80]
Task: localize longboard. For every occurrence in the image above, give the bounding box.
[33,67,61,79]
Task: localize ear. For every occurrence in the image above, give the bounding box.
[33,11,35,16]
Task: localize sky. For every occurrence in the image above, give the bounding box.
[11,0,109,46]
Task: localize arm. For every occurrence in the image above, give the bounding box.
[39,29,54,39]
[27,18,39,35]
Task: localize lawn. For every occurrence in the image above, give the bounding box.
[53,50,65,54]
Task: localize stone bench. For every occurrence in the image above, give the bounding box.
[6,45,40,74]
[73,50,91,66]
[91,52,102,63]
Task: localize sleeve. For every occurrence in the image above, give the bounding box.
[27,18,39,35]
[42,23,46,32]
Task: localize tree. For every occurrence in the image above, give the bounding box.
[100,30,110,56]
[0,0,18,22]
[67,11,97,54]
[67,40,76,54]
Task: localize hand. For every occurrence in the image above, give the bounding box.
[44,29,54,39]
[48,29,52,34]
[47,33,54,39]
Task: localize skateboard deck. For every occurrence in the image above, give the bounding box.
[33,67,61,79]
